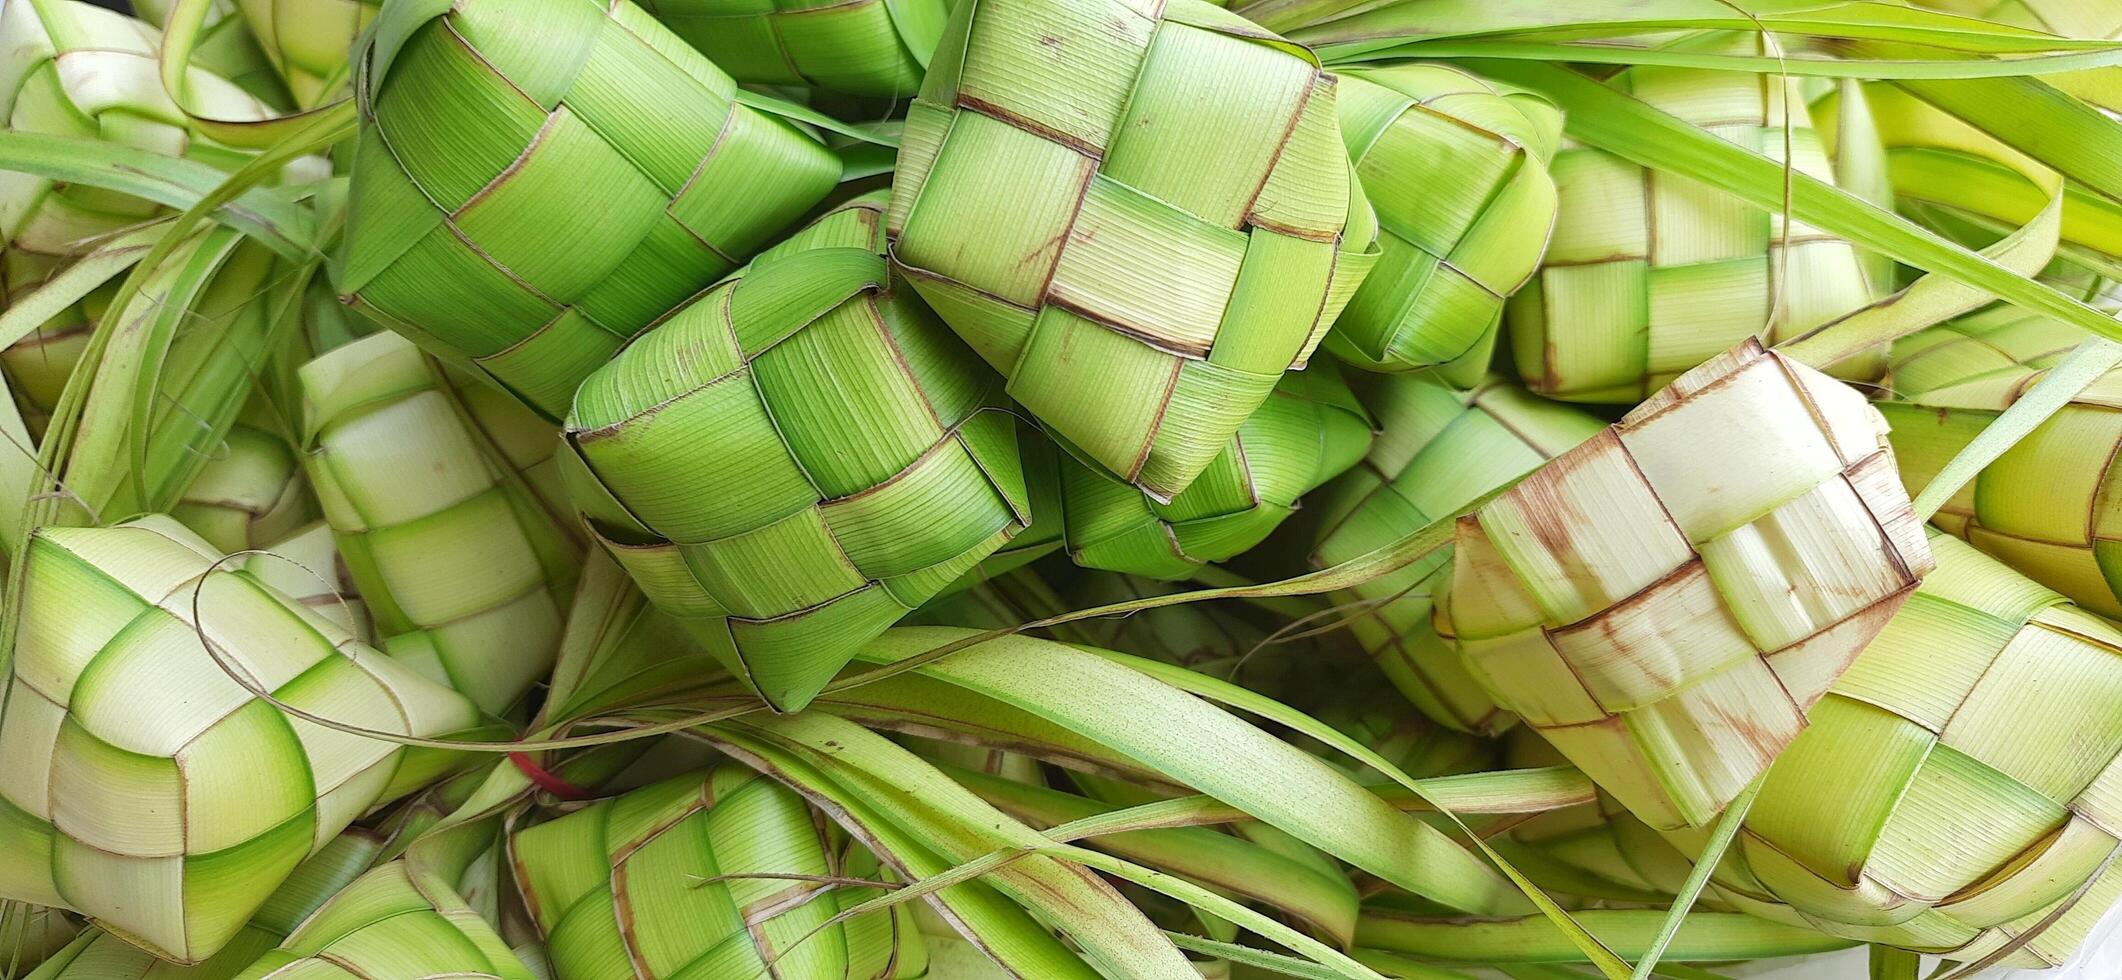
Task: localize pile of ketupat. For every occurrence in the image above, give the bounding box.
[4,0,2122,977]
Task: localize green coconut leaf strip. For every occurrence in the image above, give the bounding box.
[944,765,1362,944]
[1894,74,2122,206]
[1628,779,1764,980]
[1261,0,2119,51]
[701,718,1156,979]
[1871,946,1919,980]
[1052,845,1386,980]
[0,133,314,258]
[127,255,312,511]
[732,89,902,147]
[1464,60,2115,347]
[1356,910,1859,964]
[1090,651,1629,976]
[155,0,344,147]
[796,833,1387,980]
[58,228,249,522]
[1833,79,1899,296]
[0,225,165,354]
[0,375,34,566]
[973,767,1593,837]
[1912,337,2122,522]
[1351,949,1489,980]
[858,631,1528,915]
[1319,41,2122,79]
[854,632,1632,978]
[1166,933,1367,980]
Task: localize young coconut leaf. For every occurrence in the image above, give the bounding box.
[1326,62,1561,384]
[299,330,582,715]
[0,0,314,439]
[636,0,947,99]
[1440,340,1934,831]
[509,764,927,980]
[1702,531,2122,968]
[887,0,1380,501]
[559,193,1032,713]
[1876,295,2122,619]
[0,517,483,963]
[1059,362,1372,580]
[1310,371,1605,736]
[337,0,841,419]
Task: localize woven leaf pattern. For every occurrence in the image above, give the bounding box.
[1327,63,1561,384]
[0,518,479,963]
[561,195,1031,712]
[512,766,922,980]
[1062,361,1372,579]
[1506,64,1873,403]
[888,0,1379,500]
[341,0,841,418]
[1879,307,2122,619]
[1444,340,1933,830]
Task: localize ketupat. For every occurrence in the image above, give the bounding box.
[1327,63,1561,384]
[888,0,1379,500]
[510,766,926,980]
[23,832,379,980]
[1877,306,2122,619]
[1307,372,1603,735]
[1698,532,2122,967]
[1061,362,1372,580]
[1442,340,1933,830]
[338,0,841,419]
[1507,56,1874,402]
[0,517,481,963]
[223,861,534,980]
[637,0,948,98]
[300,331,581,715]
[170,416,311,556]
[560,193,1031,713]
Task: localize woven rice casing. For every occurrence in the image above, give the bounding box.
[0,518,480,963]
[1062,362,1372,579]
[224,861,534,980]
[301,331,583,715]
[1442,340,1933,830]
[1506,63,1874,403]
[561,194,1032,713]
[510,766,925,980]
[1712,532,2122,966]
[340,0,841,419]
[1327,63,1561,384]
[888,0,1380,501]
[1878,307,2122,619]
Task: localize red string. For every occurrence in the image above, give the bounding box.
[509,751,591,801]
